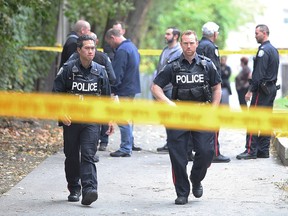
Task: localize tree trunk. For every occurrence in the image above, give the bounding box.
[124,0,152,47]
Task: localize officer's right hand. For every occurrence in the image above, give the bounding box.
[167,100,176,106]
[245,91,252,102]
[61,115,71,126]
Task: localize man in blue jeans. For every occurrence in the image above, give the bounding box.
[105,28,141,157]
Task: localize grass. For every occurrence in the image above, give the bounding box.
[274,97,288,110]
[273,97,288,137]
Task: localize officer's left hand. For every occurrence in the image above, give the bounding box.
[106,121,115,135]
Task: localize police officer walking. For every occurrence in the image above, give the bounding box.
[53,35,114,206]
[67,32,116,160]
[236,24,279,160]
[151,30,221,205]
[196,21,230,163]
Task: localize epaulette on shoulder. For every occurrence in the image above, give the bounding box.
[167,56,180,64]
[198,54,211,62]
[63,59,77,67]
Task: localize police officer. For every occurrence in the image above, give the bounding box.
[236,24,279,160]
[196,21,230,163]
[151,30,221,205]
[67,32,116,86]
[68,32,116,156]
[59,20,91,69]
[53,35,114,206]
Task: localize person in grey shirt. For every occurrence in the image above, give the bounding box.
[154,27,182,153]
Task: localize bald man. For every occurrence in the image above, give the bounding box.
[59,20,91,68]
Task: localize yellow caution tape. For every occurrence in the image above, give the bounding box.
[0,91,287,135]
[23,46,288,56]
[274,131,288,137]
[24,46,63,52]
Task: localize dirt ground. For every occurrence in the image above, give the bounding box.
[0,118,63,195]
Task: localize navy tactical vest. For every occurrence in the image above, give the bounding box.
[64,60,110,96]
[171,56,212,102]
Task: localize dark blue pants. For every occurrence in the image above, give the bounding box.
[245,85,277,155]
[167,129,214,198]
[63,123,100,195]
[237,88,249,107]
[99,124,109,144]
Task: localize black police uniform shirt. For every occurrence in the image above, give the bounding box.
[196,37,220,73]
[153,53,221,101]
[53,58,110,96]
[67,51,116,85]
[251,40,279,91]
[59,32,78,69]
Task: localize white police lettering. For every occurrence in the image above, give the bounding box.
[72,82,98,92]
[176,74,204,83]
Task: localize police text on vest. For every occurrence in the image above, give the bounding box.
[176,74,204,83]
[72,82,98,92]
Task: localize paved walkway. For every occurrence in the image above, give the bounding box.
[0,124,287,216]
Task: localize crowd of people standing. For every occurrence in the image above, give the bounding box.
[54,20,280,206]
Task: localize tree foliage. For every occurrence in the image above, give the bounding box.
[63,0,135,46]
[0,0,59,91]
[0,0,257,90]
[141,0,255,49]
[139,0,256,73]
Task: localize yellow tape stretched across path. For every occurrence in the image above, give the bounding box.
[0,92,287,135]
[23,46,288,56]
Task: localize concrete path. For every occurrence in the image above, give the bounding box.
[0,125,287,216]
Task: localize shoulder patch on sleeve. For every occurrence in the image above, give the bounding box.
[167,56,180,64]
[258,50,265,57]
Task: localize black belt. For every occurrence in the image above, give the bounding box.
[264,80,276,85]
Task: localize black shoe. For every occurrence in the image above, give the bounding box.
[98,143,107,151]
[192,182,203,198]
[110,150,131,157]
[81,189,98,206]
[132,145,142,151]
[257,153,270,158]
[68,191,81,202]
[236,152,257,160]
[175,196,188,205]
[93,155,99,163]
[187,153,194,162]
[157,144,169,152]
[212,154,230,163]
